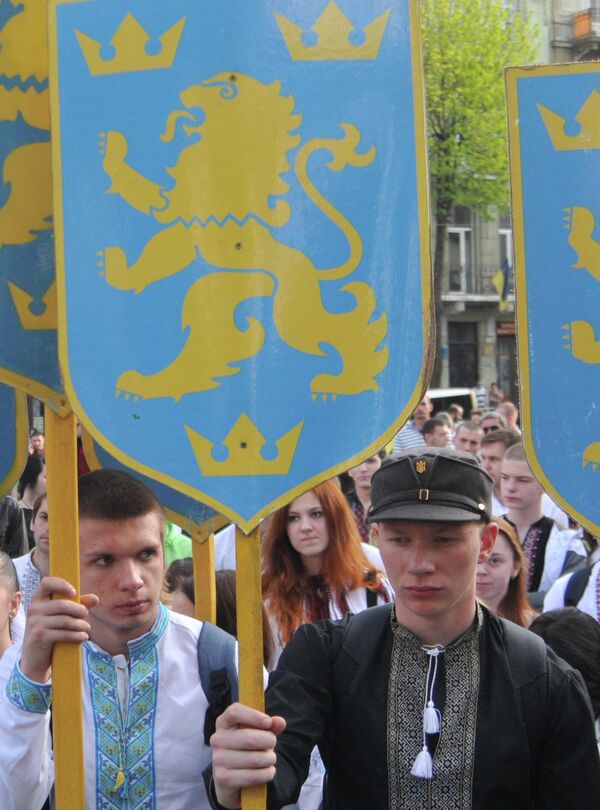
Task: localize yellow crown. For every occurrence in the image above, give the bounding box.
[75,13,186,76]
[185,413,304,477]
[537,91,600,151]
[275,1,390,61]
[8,280,57,330]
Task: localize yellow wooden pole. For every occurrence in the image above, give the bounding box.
[45,408,85,810]
[192,528,216,623]
[235,525,266,810]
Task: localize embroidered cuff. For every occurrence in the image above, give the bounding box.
[6,661,52,714]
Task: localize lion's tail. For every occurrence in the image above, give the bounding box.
[295,124,375,282]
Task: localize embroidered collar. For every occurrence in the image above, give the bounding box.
[86,601,169,659]
[391,603,483,650]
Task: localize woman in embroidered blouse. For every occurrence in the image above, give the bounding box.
[262,479,393,653]
[476,517,534,627]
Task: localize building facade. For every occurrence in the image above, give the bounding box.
[436,0,597,403]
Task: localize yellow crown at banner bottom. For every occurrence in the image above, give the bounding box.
[75,13,186,76]
[537,90,600,152]
[185,414,304,477]
[8,280,57,330]
[275,1,390,62]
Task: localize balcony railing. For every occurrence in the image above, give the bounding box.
[442,264,514,298]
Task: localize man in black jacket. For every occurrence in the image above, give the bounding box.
[210,448,600,809]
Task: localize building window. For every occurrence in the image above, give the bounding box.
[447,227,473,292]
[499,228,512,267]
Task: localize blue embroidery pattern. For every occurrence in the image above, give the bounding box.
[6,662,52,714]
[19,554,41,615]
[86,604,169,809]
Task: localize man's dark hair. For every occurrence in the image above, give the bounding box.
[0,550,19,594]
[165,557,194,602]
[422,417,446,437]
[454,420,483,437]
[32,492,47,521]
[78,470,166,536]
[480,428,520,450]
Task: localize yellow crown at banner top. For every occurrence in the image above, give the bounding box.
[185,414,304,477]
[75,13,186,76]
[275,1,390,62]
[537,90,600,151]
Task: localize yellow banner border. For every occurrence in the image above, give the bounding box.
[506,60,600,538]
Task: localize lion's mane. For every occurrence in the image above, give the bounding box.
[155,73,302,228]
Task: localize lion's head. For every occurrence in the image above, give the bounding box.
[155,72,302,228]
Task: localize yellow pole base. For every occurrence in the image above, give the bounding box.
[235,525,266,810]
[45,409,86,810]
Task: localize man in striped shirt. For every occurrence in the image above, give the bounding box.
[392,395,432,454]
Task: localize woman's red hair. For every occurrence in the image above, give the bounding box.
[262,480,385,644]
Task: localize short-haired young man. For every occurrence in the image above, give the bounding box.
[452,420,483,457]
[501,444,586,608]
[421,417,451,448]
[209,449,600,809]
[0,470,227,809]
[480,429,521,514]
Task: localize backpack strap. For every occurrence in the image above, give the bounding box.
[499,617,548,685]
[564,566,593,607]
[197,621,239,745]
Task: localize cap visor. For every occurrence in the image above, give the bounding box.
[369,504,484,523]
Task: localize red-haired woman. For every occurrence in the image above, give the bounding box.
[476,517,535,627]
[262,479,393,656]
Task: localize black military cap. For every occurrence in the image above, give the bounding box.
[369,447,492,523]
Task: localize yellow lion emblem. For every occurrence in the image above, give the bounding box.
[99,72,388,399]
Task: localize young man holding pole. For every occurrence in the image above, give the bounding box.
[0,469,225,809]
[209,448,600,809]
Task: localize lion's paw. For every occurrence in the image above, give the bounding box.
[115,385,141,403]
[311,393,338,402]
[561,320,600,364]
[98,246,142,292]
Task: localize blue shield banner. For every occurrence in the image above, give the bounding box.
[50,0,432,530]
[0,0,65,408]
[507,63,600,536]
[0,382,29,496]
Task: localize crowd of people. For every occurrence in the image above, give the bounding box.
[0,399,599,808]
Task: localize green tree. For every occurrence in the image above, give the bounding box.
[421,0,538,385]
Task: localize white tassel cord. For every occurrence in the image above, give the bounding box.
[411,645,444,780]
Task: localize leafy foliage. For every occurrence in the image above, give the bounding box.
[422,0,539,222]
